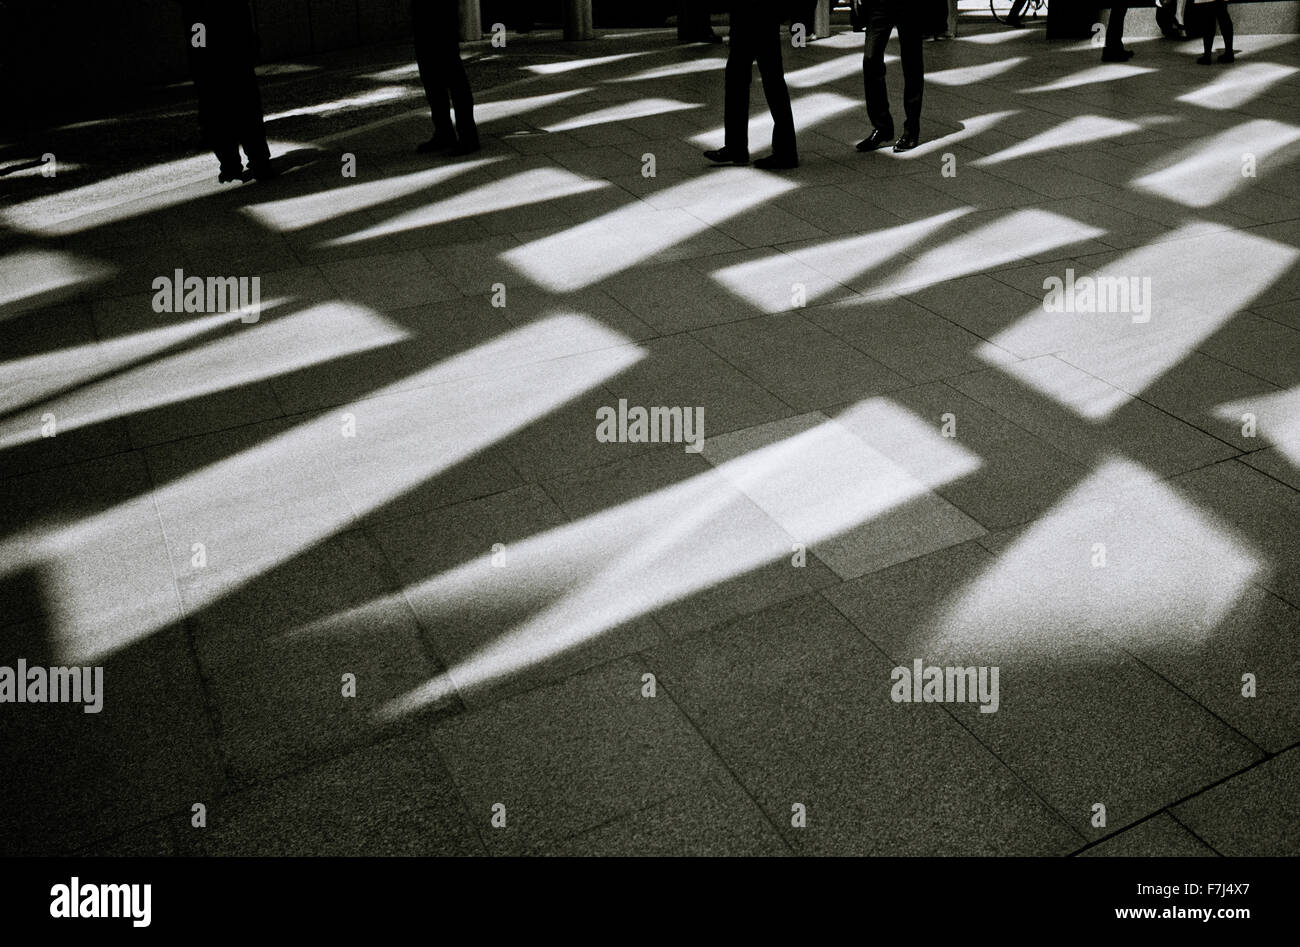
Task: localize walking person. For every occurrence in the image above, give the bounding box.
[413,0,480,156]
[1192,0,1235,63]
[856,0,928,153]
[703,1,798,170]
[175,0,275,183]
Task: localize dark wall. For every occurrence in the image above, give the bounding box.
[0,0,413,123]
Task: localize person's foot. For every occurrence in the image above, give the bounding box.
[703,147,750,166]
[1101,47,1135,62]
[449,139,481,156]
[893,132,920,153]
[217,164,247,184]
[247,160,278,181]
[1005,14,1021,28]
[1219,51,1235,63]
[856,129,895,152]
[754,153,798,170]
[1197,53,1214,65]
[416,133,458,154]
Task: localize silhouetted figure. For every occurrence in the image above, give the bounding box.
[703,2,798,170]
[176,0,274,183]
[1193,0,1235,63]
[857,0,926,154]
[413,0,480,156]
[678,1,722,43]
[1101,4,1134,61]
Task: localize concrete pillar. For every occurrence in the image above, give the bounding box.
[459,0,481,42]
[814,0,831,38]
[564,0,594,40]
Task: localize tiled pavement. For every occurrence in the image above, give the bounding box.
[2,11,1299,856]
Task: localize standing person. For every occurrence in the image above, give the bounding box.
[176,0,275,183]
[703,1,798,170]
[1192,0,1235,63]
[856,0,927,154]
[1101,4,1134,62]
[413,0,480,156]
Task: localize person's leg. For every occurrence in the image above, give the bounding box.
[1217,2,1235,61]
[231,65,273,173]
[1197,3,1217,62]
[437,26,479,151]
[195,69,244,180]
[709,13,755,162]
[861,8,895,138]
[897,15,924,142]
[1102,3,1131,59]
[413,0,457,149]
[1006,0,1027,26]
[754,15,797,162]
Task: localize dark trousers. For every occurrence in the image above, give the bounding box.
[192,61,270,169]
[183,0,269,170]
[1196,0,1233,51]
[413,0,478,145]
[862,7,924,137]
[1008,0,1029,18]
[724,9,797,158]
[1105,4,1129,50]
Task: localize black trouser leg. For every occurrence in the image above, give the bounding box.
[897,19,924,137]
[1105,4,1128,50]
[194,69,241,170]
[231,66,271,165]
[414,1,474,141]
[862,10,895,136]
[754,21,796,157]
[1217,2,1233,51]
[723,21,755,155]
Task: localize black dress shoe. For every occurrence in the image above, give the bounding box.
[217,165,247,184]
[1219,51,1235,63]
[450,138,481,156]
[856,129,895,152]
[754,153,798,170]
[893,133,920,153]
[703,148,750,166]
[1100,47,1135,62]
[1196,53,1214,65]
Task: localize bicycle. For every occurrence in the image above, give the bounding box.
[990,0,1047,26]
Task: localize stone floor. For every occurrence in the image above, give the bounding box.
[1,10,1298,856]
